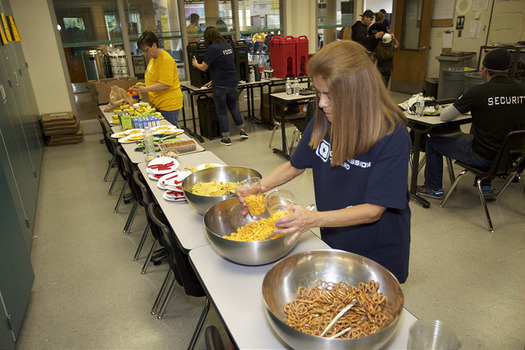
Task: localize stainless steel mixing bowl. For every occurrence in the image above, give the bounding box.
[182,166,262,216]
[262,250,404,350]
[203,198,298,265]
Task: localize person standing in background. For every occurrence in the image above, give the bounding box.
[380,9,391,32]
[368,11,388,52]
[374,33,399,87]
[187,13,200,43]
[351,10,383,51]
[134,31,183,127]
[192,27,249,146]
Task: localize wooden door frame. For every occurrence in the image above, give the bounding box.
[391,0,434,94]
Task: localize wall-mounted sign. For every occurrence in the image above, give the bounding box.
[456,15,465,29]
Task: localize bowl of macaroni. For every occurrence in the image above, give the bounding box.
[182,166,262,216]
[203,197,298,265]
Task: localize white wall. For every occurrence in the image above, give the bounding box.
[364,0,393,13]
[285,0,318,54]
[9,0,74,115]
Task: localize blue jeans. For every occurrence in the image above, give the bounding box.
[212,85,244,137]
[158,109,180,127]
[424,135,493,190]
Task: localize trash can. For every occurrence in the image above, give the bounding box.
[441,68,466,100]
[464,71,484,92]
[424,78,439,98]
[436,52,476,100]
[197,95,220,139]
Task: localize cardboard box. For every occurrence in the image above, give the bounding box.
[88,77,139,105]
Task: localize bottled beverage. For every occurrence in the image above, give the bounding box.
[143,127,156,161]
[285,77,292,95]
[415,93,425,117]
[293,77,300,95]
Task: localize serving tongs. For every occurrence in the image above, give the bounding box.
[320,299,358,337]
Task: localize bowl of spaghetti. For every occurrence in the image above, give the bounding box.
[203,197,298,265]
[262,250,404,349]
[182,166,262,215]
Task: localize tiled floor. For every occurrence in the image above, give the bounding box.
[15,90,525,349]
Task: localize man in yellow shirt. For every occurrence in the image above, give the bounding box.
[134,31,183,126]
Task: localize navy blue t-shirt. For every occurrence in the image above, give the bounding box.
[290,120,412,283]
[204,42,238,87]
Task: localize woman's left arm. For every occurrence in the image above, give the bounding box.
[133,82,170,93]
[275,203,386,244]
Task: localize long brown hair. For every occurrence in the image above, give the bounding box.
[308,40,407,166]
[203,26,225,46]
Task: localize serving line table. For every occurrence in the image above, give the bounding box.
[190,237,418,349]
[137,151,226,251]
[99,105,205,164]
[271,91,316,159]
[405,111,472,208]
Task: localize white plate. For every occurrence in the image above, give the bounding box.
[118,136,142,144]
[148,173,165,181]
[111,132,127,139]
[163,191,186,202]
[153,127,184,136]
[124,128,144,135]
[166,184,183,192]
[196,163,225,171]
[146,157,179,175]
[159,170,192,187]
[157,181,168,190]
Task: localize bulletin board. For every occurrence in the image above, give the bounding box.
[487,0,525,44]
[431,0,455,26]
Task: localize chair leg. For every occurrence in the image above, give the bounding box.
[152,269,174,315]
[141,240,157,275]
[156,276,177,319]
[475,178,494,233]
[188,298,211,350]
[123,201,139,234]
[418,157,426,174]
[104,154,116,182]
[108,170,120,195]
[114,181,128,213]
[289,128,300,154]
[445,157,456,184]
[518,173,525,198]
[268,122,280,148]
[440,169,468,207]
[134,223,150,261]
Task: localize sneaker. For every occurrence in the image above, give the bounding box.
[416,185,444,199]
[481,186,496,201]
[220,138,232,146]
[240,130,249,139]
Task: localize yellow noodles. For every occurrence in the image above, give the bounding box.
[190,179,239,196]
[245,194,266,216]
[283,279,387,339]
[224,211,291,241]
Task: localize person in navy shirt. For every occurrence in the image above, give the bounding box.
[192,26,249,145]
[245,41,412,283]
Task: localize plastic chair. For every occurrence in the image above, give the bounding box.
[268,101,309,149]
[132,171,154,261]
[288,100,316,154]
[440,130,525,232]
[107,133,121,194]
[97,116,117,182]
[113,146,133,213]
[205,326,226,350]
[147,203,209,350]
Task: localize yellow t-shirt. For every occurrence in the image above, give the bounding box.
[145,50,183,111]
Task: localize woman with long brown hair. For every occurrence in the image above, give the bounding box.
[192,26,248,145]
[244,40,412,282]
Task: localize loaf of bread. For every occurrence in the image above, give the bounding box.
[159,139,197,153]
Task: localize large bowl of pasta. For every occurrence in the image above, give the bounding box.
[203,198,299,265]
[262,250,404,350]
[182,166,262,216]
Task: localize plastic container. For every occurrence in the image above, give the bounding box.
[285,77,292,95]
[293,78,299,95]
[143,127,156,161]
[295,36,309,76]
[270,36,296,78]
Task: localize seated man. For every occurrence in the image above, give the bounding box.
[418,48,525,201]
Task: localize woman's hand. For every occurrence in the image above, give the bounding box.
[274,205,318,245]
[133,85,147,93]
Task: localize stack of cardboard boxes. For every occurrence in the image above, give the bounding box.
[41,112,83,146]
